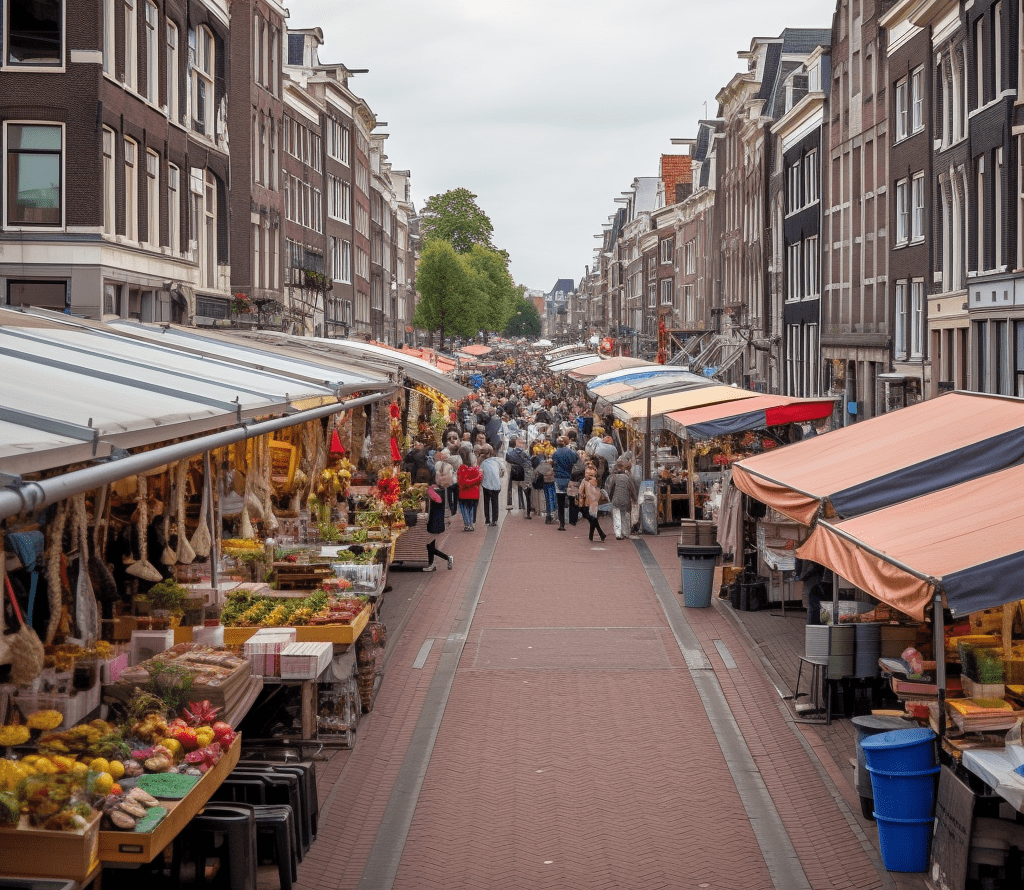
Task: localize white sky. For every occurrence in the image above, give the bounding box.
[287,0,832,293]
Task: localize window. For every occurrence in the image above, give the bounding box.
[327,118,350,164]
[190,26,214,136]
[123,138,138,240]
[124,0,137,90]
[994,1,1002,94]
[646,282,656,308]
[269,120,277,190]
[684,239,695,274]
[203,174,216,285]
[911,173,925,241]
[269,26,278,96]
[787,241,802,299]
[103,0,114,74]
[977,155,986,271]
[355,247,369,280]
[5,0,62,67]
[166,22,178,122]
[804,236,819,296]
[975,19,984,108]
[910,68,924,133]
[683,284,694,321]
[356,162,368,194]
[788,161,801,212]
[146,149,159,246]
[145,2,158,103]
[995,147,1003,268]
[167,164,180,254]
[910,281,925,358]
[102,128,115,235]
[331,237,351,283]
[894,282,907,359]
[660,278,673,305]
[804,150,819,204]
[895,78,909,140]
[6,123,62,227]
[895,178,909,244]
[659,238,672,264]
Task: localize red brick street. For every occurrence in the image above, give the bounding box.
[292,502,929,890]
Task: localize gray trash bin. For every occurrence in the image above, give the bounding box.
[677,544,722,607]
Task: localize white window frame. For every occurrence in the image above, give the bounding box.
[788,161,801,212]
[895,77,909,141]
[124,137,138,241]
[124,0,137,90]
[895,178,909,245]
[660,278,673,306]
[145,2,158,103]
[190,26,214,137]
[804,236,819,296]
[167,163,180,254]
[659,238,672,264]
[684,240,695,275]
[994,1,1003,95]
[787,241,802,299]
[166,21,178,123]
[910,67,924,133]
[804,150,819,205]
[4,0,65,71]
[911,173,925,242]
[102,127,115,235]
[103,0,114,75]
[146,148,159,246]
[894,282,908,360]
[910,280,925,359]
[995,147,1003,268]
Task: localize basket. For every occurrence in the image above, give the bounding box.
[356,666,377,712]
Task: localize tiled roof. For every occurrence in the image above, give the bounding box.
[780,28,832,54]
[755,43,783,100]
[548,278,575,297]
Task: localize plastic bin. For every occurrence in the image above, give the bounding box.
[852,715,915,819]
[861,727,936,773]
[874,813,933,872]
[677,544,721,608]
[867,765,940,820]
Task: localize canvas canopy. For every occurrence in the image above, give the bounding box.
[663,395,836,440]
[547,352,604,372]
[612,385,758,425]
[731,392,1024,526]
[567,356,650,382]
[796,463,1024,621]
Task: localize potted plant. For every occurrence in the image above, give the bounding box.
[147,578,189,627]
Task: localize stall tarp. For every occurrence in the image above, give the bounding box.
[732,392,1024,526]
[588,366,708,392]
[796,462,1024,621]
[547,353,604,372]
[567,356,651,382]
[613,386,759,424]
[663,395,836,440]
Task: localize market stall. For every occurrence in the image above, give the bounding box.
[0,308,478,884]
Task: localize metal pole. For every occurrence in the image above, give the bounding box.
[204,450,219,589]
[934,590,946,738]
[0,390,393,520]
[644,397,652,480]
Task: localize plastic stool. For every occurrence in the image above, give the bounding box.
[182,803,258,890]
[231,770,307,855]
[794,655,832,724]
[253,805,297,890]
[239,761,318,841]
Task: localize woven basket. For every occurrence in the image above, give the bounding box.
[357,666,377,712]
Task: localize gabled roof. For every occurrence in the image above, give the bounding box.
[548,278,575,297]
[780,27,832,55]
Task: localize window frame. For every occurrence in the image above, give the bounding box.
[895,177,910,245]
[659,278,674,306]
[804,149,819,205]
[146,148,159,247]
[894,77,909,141]
[124,0,137,91]
[894,281,908,360]
[145,1,159,103]
[124,136,138,241]
[658,238,673,264]
[166,21,179,123]
[4,121,65,230]
[167,163,180,254]
[4,0,65,71]
[911,173,925,242]
[190,25,215,137]
[102,127,115,235]
[910,280,925,359]
[910,67,924,134]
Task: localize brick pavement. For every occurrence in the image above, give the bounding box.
[291,504,931,890]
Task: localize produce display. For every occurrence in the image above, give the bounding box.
[220,588,368,627]
[0,693,237,833]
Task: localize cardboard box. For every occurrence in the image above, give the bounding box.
[280,641,334,679]
[129,630,175,666]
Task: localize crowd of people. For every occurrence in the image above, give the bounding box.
[402,355,643,561]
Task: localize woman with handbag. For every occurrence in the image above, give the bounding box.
[505,436,533,516]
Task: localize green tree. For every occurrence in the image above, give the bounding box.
[465,244,517,342]
[413,240,479,347]
[420,188,507,261]
[504,296,541,338]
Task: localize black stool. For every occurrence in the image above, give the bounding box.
[179,803,257,890]
[231,769,308,855]
[239,761,318,841]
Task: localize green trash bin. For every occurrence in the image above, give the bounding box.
[677,544,722,607]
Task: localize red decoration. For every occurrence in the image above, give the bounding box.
[330,430,345,454]
[390,438,401,462]
[389,402,401,419]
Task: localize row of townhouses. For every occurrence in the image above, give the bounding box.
[0,1,417,343]
[569,0,1023,422]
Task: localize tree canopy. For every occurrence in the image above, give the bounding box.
[504,294,542,338]
[420,188,507,262]
[412,240,480,347]
[464,244,517,342]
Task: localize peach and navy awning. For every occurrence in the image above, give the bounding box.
[732,392,1024,526]
[662,394,835,440]
[797,463,1024,620]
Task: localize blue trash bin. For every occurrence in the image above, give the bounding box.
[677,544,722,608]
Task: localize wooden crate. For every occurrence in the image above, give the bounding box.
[3,812,101,880]
[223,605,371,647]
[97,734,241,864]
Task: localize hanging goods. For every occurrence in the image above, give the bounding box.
[5,573,45,685]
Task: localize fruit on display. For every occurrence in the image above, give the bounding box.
[0,725,31,747]
[221,588,368,627]
[26,710,64,731]
[36,719,125,760]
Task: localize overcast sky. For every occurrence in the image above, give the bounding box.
[287,0,832,293]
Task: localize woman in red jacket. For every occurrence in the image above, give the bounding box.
[456,445,483,531]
